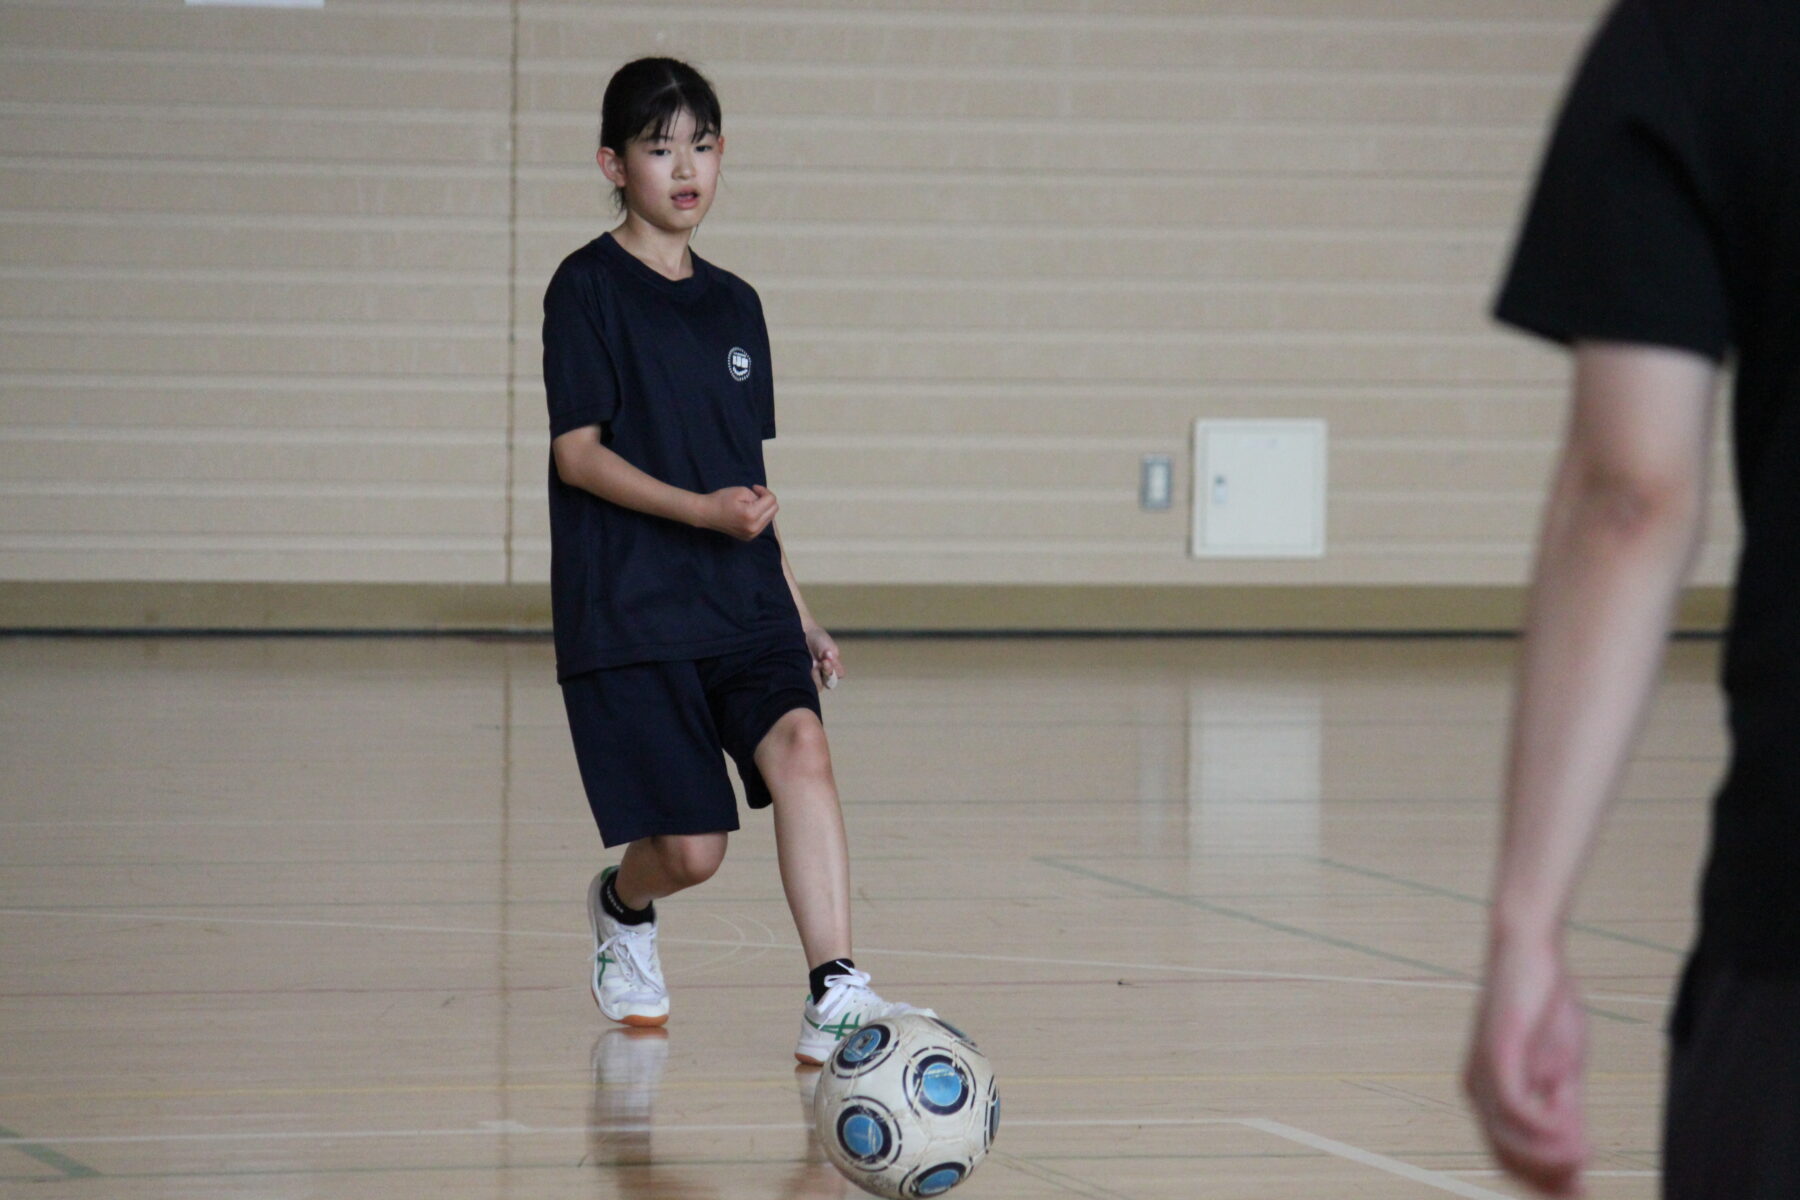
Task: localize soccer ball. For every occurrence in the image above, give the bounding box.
[813,1013,999,1199]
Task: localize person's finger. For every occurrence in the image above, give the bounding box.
[1493,1139,1583,1198]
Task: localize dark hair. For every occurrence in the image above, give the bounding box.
[599,58,722,210]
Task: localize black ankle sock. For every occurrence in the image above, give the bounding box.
[600,871,654,926]
[809,957,856,1004]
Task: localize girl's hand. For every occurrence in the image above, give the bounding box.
[696,485,777,541]
[804,624,843,690]
[1463,936,1590,1197]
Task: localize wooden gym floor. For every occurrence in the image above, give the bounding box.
[0,634,1718,1198]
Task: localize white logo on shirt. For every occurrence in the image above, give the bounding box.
[727,347,752,382]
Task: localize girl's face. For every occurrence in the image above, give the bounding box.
[598,108,723,235]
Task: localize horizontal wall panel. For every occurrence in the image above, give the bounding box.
[3,382,501,431]
[0,5,507,60]
[525,170,1529,231]
[516,322,1544,377]
[0,543,506,584]
[0,164,511,220]
[750,385,1571,440]
[524,64,1565,127]
[0,437,503,486]
[0,491,504,538]
[518,229,1507,286]
[0,107,510,165]
[756,283,1498,336]
[6,274,509,324]
[518,117,1544,178]
[0,54,509,111]
[524,1,1589,20]
[514,437,1578,495]
[510,386,1571,443]
[511,488,1723,547]
[508,543,1736,590]
[517,12,1590,76]
[0,327,507,377]
[0,220,509,272]
[507,329,1554,388]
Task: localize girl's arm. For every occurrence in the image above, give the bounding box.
[1463,341,1716,1197]
[552,424,777,541]
[773,519,843,688]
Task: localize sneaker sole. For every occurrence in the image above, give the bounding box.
[615,1010,670,1028]
[794,1023,834,1065]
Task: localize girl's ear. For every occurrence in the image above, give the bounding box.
[598,145,627,189]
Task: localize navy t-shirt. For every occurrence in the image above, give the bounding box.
[542,233,800,679]
[1495,0,1800,970]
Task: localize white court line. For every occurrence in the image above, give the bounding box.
[0,1115,1241,1147]
[0,905,1672,1005]
[1241,1120,1515,1200]
[0,1114,1519,1195]
[1447,1169,1656,1179]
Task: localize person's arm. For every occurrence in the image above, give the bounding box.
[1464,342,1718,1197]
[772,519,843,689]
[551,424,777,541]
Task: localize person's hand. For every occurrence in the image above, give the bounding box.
[696,485,777,541]
[804,624,843,690]
[1463,936,1590,1197]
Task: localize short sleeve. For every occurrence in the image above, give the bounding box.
[752,290,776,440]
[542,261,620,439]
[1494,0,1730,361]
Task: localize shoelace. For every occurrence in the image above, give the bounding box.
[815,967,876,1017]
[597,924,664,991]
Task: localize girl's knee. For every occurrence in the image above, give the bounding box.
[655,834,725,889]
[763,709,831,774]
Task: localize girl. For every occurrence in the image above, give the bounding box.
[541,56,928,1063]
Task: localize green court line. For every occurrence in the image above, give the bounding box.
[0,1124,101,1179]
[1038,856,1470,980]
[1034,857,1646,1026]
[1316,857,1686,956]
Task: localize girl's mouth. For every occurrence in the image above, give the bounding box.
[672,190,701,210]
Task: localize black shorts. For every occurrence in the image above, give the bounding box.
[1663,952,1800,1198]
[561,635,821,847]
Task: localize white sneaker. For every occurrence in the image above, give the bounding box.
[795,967,933,1065]
[586,868,669,1027]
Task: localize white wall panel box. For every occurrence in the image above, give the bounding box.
[1191,419,1327,559]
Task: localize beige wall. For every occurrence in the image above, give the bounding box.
[0,0,1741,608]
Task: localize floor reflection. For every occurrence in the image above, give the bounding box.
[786,1066,850,1199]
[586,1029,845,1198]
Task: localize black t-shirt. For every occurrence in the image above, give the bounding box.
[1495,0,1800,970]
[542,233,799,679]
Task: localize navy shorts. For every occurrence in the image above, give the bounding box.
[561,635,822,847]
[1663,951,1800,1198]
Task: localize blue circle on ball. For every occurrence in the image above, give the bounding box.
[914,1164,965,1196]
[838,1025,888,1066]
[921,1061,964,1108]
[913,1055,969,1115]
[838,1109,890,1161]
